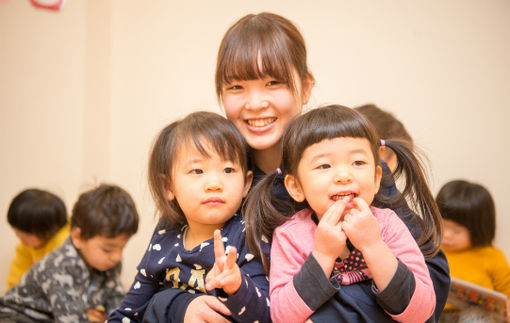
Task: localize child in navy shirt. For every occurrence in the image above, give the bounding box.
[108,111,270,323]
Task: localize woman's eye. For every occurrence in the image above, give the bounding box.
[226,84,243,91]
[190,169,203,174]
[224,167,235,174]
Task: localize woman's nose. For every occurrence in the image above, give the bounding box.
[244,90,269,110]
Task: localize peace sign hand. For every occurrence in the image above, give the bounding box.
[205,229,241,296]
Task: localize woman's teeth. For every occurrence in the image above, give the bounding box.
[246,118,276,127]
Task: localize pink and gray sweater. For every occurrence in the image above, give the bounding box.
[270,207,435,323]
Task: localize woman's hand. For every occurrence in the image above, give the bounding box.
[205,229,242,295]
[184,295,231,323]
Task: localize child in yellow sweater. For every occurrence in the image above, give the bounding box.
[6,188,70,290]
[437,180,510,322]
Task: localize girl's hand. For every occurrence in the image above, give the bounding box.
[312,197,348,276]
[205,229,241,295]
[86,307,106,322]
[506,299,510,322]
[184,295,231,323]
[342,197,382,252]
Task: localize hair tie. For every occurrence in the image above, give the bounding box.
[380,139,386,146]
[276,168,282,175]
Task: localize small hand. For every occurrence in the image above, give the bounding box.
[314,197,348,260]
[342,198,381,252]
[205,229,241,295]
[86,307,106,322]
[313,198,349,278]
[506,299,510,322]
[184,295,231,323]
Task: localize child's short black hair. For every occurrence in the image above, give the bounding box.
[71,184,139,240]
[354,104,413,143]
[7,188,68,241]
[436,179,496,247]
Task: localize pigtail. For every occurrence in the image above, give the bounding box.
[382,139,443,257]
[243,171,294,274]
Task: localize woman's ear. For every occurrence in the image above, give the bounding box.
[161,174,175,201]
[301,73,314,105]
[284,174,305,202]
[71,227,83,249]
[242,171,254,198]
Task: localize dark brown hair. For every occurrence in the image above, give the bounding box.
[71,184,139,240]
[354,104,413,143]
[244,105,442,272]
[215,12,312,103]
[436,180,495,247]
[7,188,67,241]
[148,111,250,228]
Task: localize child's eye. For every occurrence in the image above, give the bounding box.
[316,164,331,170]
[102,248,113,254]
[353,160,366,166]
[224,167,235,174]
[266,80,283,87]
[190,169,203,174]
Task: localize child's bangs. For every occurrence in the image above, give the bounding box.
[283,106,380,172]
[186,132,245,170]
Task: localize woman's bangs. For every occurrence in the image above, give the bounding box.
[220,40,291,86]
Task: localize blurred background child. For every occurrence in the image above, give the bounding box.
[437,180,510,322]
[354,103,413,174]
[5,188,69,291]
[0,184,139,323]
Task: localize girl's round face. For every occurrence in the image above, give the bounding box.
[441,219,472,252]
[285,137,382,219]
[221,73,311,154]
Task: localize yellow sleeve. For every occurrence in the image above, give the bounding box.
[491,248,510,298]
[6,242,34,290]
[6,223,70,290]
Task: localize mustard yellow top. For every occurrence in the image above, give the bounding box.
[6,222,70,290]
[444,246,510,310]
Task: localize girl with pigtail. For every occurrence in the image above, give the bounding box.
[143,12,448,322]
[243,104,442,322]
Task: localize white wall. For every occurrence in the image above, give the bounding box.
[1,0,509,294]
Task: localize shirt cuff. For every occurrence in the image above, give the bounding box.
[293,253,339,310]
[373,260,415,314]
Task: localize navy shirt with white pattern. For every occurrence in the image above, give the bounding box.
[108,213,270,323]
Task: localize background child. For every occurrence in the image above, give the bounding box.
[244,105,439,322]
[353,103,448,274]
[5,188,69,291]
[145,12,448,323]
[0,184,139,323]
[437,180,510,322]
[108,111,270,323]
[354,103,413,174]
